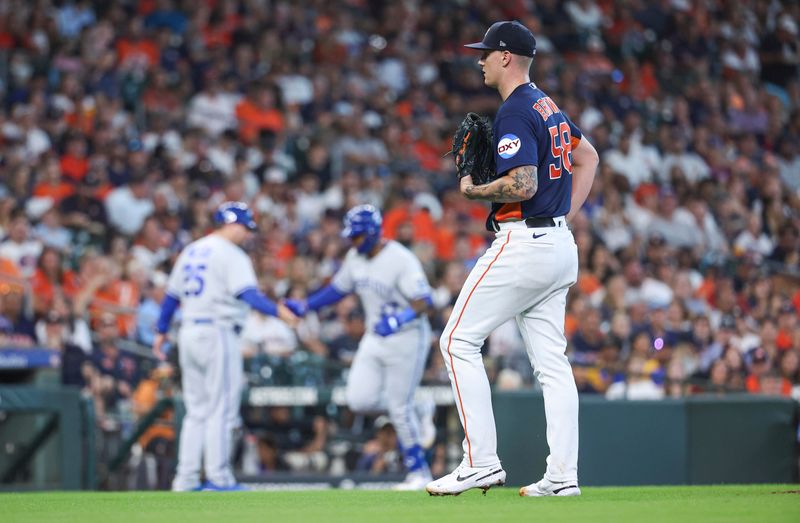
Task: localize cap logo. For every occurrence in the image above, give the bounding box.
[499,40,506,46]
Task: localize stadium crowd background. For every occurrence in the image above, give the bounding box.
[0,0,799,487]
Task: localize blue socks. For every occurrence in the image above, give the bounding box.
[402,444,429,473]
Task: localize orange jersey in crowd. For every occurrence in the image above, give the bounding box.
[60,154,89,182]
[32,182,75,203]
[235,99,284,143]
[31,268,76,312]
[0,257,25,295]
[89,280,140,337]
[745,374,793,396]
[432,227,486,262]
[116,38,160,70]
[382,205,437,244]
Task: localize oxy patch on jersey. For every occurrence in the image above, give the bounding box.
[497,134,521,159]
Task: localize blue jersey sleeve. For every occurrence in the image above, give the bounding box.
[307,284,348,311]
[494,113,538,176]
[237,288,278,317]
[156,293,180,334]
[564,114,582,144]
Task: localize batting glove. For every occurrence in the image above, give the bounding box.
[374,313,402,337]
[283,298,309,317]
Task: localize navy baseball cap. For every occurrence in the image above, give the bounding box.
[465,21,537,57]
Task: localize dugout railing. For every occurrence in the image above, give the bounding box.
[0,385,95,490]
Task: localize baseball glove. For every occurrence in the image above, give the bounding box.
[450,112,495,185]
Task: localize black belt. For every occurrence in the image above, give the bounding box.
[524,217,557,228]
[488,215,560,232]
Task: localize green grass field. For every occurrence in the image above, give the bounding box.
[4,485,800,523]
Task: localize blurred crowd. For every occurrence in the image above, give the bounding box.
[1,0,800,484]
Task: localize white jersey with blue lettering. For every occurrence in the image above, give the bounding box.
[166,234,257,325]
[331,239,434,459]
[166,232,257,491]
[332,240,432,331]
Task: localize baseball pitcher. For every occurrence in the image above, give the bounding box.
[426,21,599,497]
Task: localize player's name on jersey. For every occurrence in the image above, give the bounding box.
[532,95,563,121]
[247,385,455,407]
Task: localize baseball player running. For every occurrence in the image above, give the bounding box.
[153,201,298,491]
[426,21,598,497]
[284,204,434,490]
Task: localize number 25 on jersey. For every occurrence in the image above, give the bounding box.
[182,263,207,297]
[548,121,573,180]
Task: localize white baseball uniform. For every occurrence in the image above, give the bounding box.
[439,83,583,484]
[440,220,578,478]
[331,240,432,450]
[166,234,256,490]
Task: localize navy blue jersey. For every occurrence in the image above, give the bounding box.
[487,82,582,230]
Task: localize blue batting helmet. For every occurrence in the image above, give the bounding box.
[341,204,382,254]
[214,201,257,231]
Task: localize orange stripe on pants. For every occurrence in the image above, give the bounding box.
[444,231,512,467]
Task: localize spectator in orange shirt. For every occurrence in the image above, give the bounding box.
[0,257,25,296]
[620,57,660,101]
[778,350,800,396]
[202,3,242,49]
[432,209,486,263]
[793,288,800,315]
[141,68,182,118]
[744,346,783,394]
[59,133,89,183]
[116,18,159,72]
[564,294,588,343]
[33,155,75,203]
[412,121,449,173]
[382,191,437,245]
[31,247,75,315]
[776,302,797,351]
[236,83,284,144]
[74,256,139,338]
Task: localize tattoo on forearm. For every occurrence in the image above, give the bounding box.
[464,165,538,202]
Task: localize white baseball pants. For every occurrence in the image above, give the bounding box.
[172,323,242,491]
[346,321,431,449]
[439,219,580,483]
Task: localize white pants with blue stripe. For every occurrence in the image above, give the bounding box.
[172,323,242,491]
[346,321,431,449]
